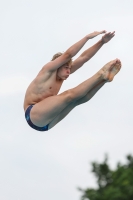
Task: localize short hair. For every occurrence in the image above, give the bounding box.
[51,52,72,66]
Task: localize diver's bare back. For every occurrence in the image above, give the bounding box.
[23,66,63,111]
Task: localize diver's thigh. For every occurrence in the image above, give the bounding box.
[48,102,76,129]
[30,91,73,126]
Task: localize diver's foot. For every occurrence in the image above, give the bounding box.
[99,59,122,82]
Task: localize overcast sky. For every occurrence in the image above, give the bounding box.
[0,0,133,200]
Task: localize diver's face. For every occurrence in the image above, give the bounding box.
[57,63,71,80]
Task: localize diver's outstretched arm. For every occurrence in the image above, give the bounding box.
[70,31,115,74]
[44,30,106,72]
[66,30,106,57]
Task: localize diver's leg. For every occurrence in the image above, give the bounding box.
[30,72,101,127]
[48,81,105,129]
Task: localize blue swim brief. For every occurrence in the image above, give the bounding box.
[25,105,49,131]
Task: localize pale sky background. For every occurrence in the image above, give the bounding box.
[0,0,133,200]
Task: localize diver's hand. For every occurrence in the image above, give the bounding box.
[101,31,115,44]
[87,30,107,39]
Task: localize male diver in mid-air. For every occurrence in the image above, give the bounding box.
[24,30,121,131]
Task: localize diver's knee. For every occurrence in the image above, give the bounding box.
[62,89,76,103]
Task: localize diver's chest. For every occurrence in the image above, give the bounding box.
[48,81,62,95]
